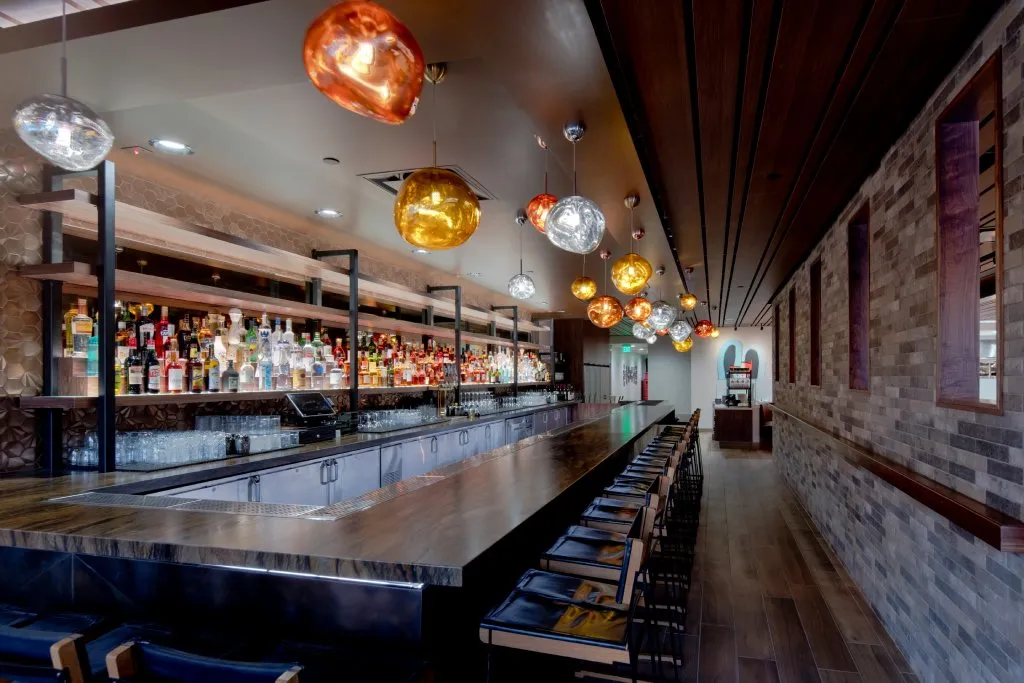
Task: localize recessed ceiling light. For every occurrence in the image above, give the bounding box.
[412,248,430,255]
[315,208,342,218]
[148,139,193,155]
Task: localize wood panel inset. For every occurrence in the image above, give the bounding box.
[810,260,822,386]
[847,204,870,391]
[788,288,796,383]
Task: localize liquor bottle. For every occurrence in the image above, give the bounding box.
[239,353,256,392]
[62,302,78,356]
[213,315,228,372]
[114,362,124,396]
[71,298,93,358]
[258,344,273,391]
[222,359,240,392]
[302,333,315,374]
[86,328,99,378]
[155,306,175,358]
[115,306,133,366]
[276,331,292,390]
[311,341,326,390]
[205,349,221,392]
[125,337,144,395]
[144,340,161,394]
[198,316,214,355]
[282,318,295,345]
[176,316,192,358]
[165,340,185,394]
[190,349,205,393]
[272,317,282,347]
[136,304,156,349]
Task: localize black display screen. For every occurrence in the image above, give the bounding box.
[285,392,336,419]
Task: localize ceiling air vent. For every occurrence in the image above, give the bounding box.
[358,165,497,201]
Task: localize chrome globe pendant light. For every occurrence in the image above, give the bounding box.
[586,249,624,329]
[611,193,653,295]
[669,320,693,343]
[394,63,481,251]
[546,120,606,254]
[646,266,677,332]
[12,0,114,172]
[507,210,536,300]
[571,252,598,301]
[526,136,557,233]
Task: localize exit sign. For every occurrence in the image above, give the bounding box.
[622,345,631,353]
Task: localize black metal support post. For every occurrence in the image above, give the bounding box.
[311,250,359,412]
[96,161,117,473]
[427,285,461,404]
[39,167,64,474]
[491,306,519,395]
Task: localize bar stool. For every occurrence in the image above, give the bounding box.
[539,526,645,605]
[0,624,87,683]
[105,640,302,682]
[579,498,646,535]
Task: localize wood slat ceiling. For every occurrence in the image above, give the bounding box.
[587,0,1001,329]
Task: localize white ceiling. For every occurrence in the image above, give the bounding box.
[0,0,684,313]
[0,0,133,28]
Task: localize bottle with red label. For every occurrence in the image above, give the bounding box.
[165,339,185,394]
[125,335,143,395]
[143,340,161,394]
[155,305,175,359]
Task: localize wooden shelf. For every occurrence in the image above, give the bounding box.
[773,405,1024,553]
[17,190,546,334]
[19,262,548,350]
[18,382,552,410]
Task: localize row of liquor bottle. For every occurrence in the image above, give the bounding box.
[61,299,550,395]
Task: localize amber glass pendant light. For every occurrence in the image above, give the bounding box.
[679,292,698,311]
[673,337,694,352]
[694,319,715,338]
[527,136,557,233]
[571,252,598,301]
[303,0,425,124]
[611,194,652,295]
[624,296,652,323]
[394,64,481,250]
[587,249,624,329]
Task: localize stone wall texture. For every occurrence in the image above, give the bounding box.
[773,4,1024,683]
[0,129,528,471]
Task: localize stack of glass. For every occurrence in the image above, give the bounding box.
[67,430,229,471]
[195,415,300,455]
[358,406,441,432]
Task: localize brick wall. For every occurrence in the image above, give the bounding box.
[772,4,1024,683]
[774,4,1024,522]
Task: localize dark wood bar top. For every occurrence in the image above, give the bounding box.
[0,403,672,586]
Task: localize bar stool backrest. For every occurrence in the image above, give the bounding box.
[106,641,301,683]
[0,625,86,683]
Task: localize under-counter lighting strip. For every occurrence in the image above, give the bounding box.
[210,564,424,589]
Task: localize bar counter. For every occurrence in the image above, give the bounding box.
[0,402,671,588]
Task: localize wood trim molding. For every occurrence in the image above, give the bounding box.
[772,404,1024,552]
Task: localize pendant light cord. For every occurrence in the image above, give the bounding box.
[543,148,549,193]
[60,0,68,97]
[431,80,437,167]
[519,217,524,275]
[571,142,577,195]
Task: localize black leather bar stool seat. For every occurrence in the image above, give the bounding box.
[539,526,643,604]
[602,478,658,507]
[515,568,621,607]
[579,498,644,535]
[105,640,302,682]
[0,604,36,627]
[0,624,87,683]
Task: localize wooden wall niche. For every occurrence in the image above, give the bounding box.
[788,288,796,383]
[848,203,870,391]
[935,50,1002,413]
[810,259,822,386]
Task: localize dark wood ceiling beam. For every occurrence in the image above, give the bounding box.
[0,0,270,55]
[720,0,783,328]
[682,0,712,313]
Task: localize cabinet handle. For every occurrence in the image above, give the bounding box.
[254,475,261,502]
[332,459,340,482]
[485,425,490,437]
[247,476,255,502]
[431,436,438,453]
[320,461,329,485]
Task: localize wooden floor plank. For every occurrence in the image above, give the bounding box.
[733,578,774,660]
[816,581,882,645]
[686,580,703,635]
[901,674,921,683]
[847,643,903,683]
[817,671,863,683]
[848,589,913,672]
[698,624,738,683]
[790,584,857,672]
[681,633,700,683]
[702,574,735,626]
[764,597,822,683]
[756,544,793,598]
[737,657,781,683]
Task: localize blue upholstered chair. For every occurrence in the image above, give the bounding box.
[105,641,301,683]
[0,624,88,683]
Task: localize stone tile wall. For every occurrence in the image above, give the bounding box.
[0,129,529,471]
[773,4,1024,683]
[776,413,1024,683]
[775,2,1024,521]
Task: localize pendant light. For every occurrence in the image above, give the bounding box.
[303,0,425,124]
[611,194,653,295]
[632,322,651,340]
[587,249,623,328]
[624,296,653,323]
[673,337,694,352]
[646,266,677,332]
[526,136,558,233]
[679,292,698,311]
[710,327,720,339]
[394,64,481,250]
[12,0,113,172]
[571,253,598,301]
[546,120,605,254]
[669,320,693,342]
[694,319,715,338]
[507,210,536,300]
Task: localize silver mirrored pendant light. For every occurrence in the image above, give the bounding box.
[12,0,113,171]
[646,266,677,331]
[545,120,605,254]
[668,320,693,342]
[507,209,536,300]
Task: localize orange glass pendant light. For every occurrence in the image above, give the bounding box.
[303,1,425,124]
[587,249,623,328]
[679,292,698,311]
[710,327,720,339]
[624,296,652,322]
[694,319,715,338]
[673,337,693,352]
[394,64,481,250]
[526,136,557,233]
[611,194,652,295]
[571,252,597,301]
